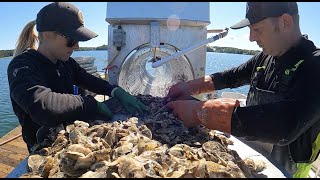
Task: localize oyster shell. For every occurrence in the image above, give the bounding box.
[109,156,147,178]
[27,154,47,174]
[21,94,266,178]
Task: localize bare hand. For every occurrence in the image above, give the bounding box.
[165,100,203,128]
[163,82,192,104]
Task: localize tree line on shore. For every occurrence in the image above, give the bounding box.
[0,45,109,58]
[207,46,260,55]
[0,44,260,58]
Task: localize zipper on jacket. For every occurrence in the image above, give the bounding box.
[56,69,60,77]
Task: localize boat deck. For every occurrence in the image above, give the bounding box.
[0,125,28,178]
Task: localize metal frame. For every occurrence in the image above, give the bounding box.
[107,24,207,86]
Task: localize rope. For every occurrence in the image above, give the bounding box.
[0,133,22,146]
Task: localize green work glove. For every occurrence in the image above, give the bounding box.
[112,87,148,114]
[96,101,113,119]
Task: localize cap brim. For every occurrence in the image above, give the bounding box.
[63,26,98,41]
[230,18,250,30]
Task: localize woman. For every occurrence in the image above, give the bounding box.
[7,2,148,152]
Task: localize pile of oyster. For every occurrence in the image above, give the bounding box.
[20,95,266,178]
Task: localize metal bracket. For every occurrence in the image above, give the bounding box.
[113,26,126,48]
[150,22,160,48]
[150,22,160,61]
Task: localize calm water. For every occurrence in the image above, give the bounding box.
[0,51,251,137]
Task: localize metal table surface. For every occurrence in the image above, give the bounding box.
[228,135,287,178]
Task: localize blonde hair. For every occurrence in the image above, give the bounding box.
[13,20,38,58]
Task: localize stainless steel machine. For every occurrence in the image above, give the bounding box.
[105,2,210,97]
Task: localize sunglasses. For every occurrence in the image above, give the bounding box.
[57,33,78,47]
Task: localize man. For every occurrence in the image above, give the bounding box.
[164,2,320,178]
[7,2,148,152]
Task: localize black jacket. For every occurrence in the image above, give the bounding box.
[7,49,117,150]
[211,36,320,145]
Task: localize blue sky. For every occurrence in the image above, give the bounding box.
[1,2,319,50]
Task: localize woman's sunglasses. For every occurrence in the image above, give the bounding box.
[57,33,78,47]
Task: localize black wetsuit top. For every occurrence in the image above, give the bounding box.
[211,36,320,169]
[7,49,117,151]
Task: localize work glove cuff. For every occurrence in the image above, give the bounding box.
[111,87,117,97]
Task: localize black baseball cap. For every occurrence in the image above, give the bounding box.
[36,2,98,41]
[230,2,298,30]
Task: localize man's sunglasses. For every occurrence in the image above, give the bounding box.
[57,33,78,47]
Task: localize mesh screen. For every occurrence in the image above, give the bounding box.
[118,44,194,97]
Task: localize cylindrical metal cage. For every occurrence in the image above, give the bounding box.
[118,44,194,97]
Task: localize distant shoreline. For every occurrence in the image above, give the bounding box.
[0,45,260,58]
